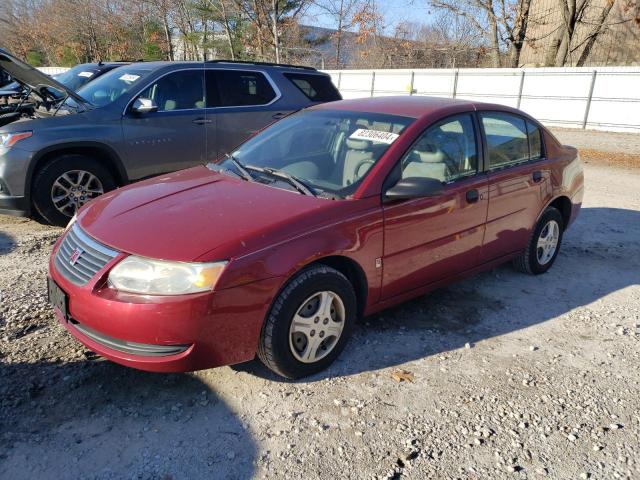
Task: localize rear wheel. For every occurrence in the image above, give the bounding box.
[257,265,357,379]
[32,154,116,226]
[513,206,564,275]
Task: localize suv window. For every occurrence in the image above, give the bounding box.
[481,112,533,169]
[284,73,341,102]
[138,70,204,112]
[401,114,478,183]
[208,70,276,107]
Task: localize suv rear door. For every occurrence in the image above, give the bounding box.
[479,111,552,262]
[205,68,288,159]
[121,68,206,179]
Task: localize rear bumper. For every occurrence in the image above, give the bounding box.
[49,238,284,372]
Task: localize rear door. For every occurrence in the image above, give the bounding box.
[206,69,287,159]
[121,68,206,179]
[381,113,489,299]
[479,112,551,262]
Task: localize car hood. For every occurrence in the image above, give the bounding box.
[0,48,86,105]
[78,166,335,262]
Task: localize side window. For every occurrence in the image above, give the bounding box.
[213,70,277,107]
[138,70,204,112]
[481,112,529,168]
[401,114,478,183]
[527,121,543,160]
[283,73,341,102]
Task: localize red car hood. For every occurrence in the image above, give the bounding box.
[78,166,333,261]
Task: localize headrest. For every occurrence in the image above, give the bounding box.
[346,138,369,150]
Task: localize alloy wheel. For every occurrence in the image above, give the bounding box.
[51,170,104,217]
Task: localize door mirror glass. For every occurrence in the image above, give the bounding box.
[131,97,158,114]
[385,176,443,201]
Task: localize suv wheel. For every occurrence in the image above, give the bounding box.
[32,154,116,226]
[513,206,564,275]
[257,265,357,379]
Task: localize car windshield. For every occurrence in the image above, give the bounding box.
[223,109,414,197]
[54,65,101,91]
[76,67,151,107]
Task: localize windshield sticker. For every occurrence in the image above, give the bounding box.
[78,71,94,78]
[119,74,140,82]
[349,129,399,144]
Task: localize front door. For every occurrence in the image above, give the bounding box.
[478,112,551,262]
[122,69,206,180]
[382,113,489,300]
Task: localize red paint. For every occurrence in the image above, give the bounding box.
[48,96,584,372]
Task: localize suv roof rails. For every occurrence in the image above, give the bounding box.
[206,59,317,71]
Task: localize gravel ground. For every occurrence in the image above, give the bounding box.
[550,128,640,155]
[1,156,639,479]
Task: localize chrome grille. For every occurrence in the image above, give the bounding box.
[54,224,118,286]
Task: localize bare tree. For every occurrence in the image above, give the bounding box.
[313,0,362,67]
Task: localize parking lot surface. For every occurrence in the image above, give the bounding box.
[1,152,639,479]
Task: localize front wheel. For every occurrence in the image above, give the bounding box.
[257,265,357,379]
[32,154,116,226]
[513,206,564,275]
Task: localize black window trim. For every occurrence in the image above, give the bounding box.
[476,110,547,173]
[382,111,485,197]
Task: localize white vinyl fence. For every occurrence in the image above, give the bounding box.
[324,67,640,133]
[37,66,69,75]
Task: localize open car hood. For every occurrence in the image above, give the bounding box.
[0,48,87,105]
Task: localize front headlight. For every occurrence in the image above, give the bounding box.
[108,256,227,295]
[0,131,32,148]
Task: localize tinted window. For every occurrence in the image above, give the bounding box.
[78,67,151,107]
[211,70,276,107]
[481,113,529,168]
[401,114,477,183]
[284,73,341,102]
[224,110,413,196]
[527,121,543,160]
[138,70,204,112]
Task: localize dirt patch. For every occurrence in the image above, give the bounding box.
[580,148,640,170]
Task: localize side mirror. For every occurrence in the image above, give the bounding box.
[384,176,444,201]
[131,97,158,114]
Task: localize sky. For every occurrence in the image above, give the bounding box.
[302,0,433,33]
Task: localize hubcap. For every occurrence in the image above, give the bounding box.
[51,170,104,217]
[536,220,560,265]
[289,291,345,364]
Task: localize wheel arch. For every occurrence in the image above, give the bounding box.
[27,142,128,201]
[545,195,572,230]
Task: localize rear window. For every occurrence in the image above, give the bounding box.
[284,73,341,102]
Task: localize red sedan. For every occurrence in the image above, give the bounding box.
[47,96,583,379]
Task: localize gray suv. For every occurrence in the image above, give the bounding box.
[0,49,341,225]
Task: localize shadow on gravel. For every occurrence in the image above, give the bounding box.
[236,207,640,382]
[0,229,16,256]
[0,359,257,479]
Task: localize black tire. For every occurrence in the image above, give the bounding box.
[32,154,116,227]
[257,265,357,379]
[513,206,564,275]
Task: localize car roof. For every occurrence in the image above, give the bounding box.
[311,95,533,121]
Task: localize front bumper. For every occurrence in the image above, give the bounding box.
[0,194,29,216]
[49,236,283,373]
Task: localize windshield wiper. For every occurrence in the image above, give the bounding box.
[245,165,316,196]
[225,153,253,182]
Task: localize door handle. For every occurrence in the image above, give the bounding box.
[193,118,212,125]
[532,171,543,183]
[272,112,287,120]
[466,189,479,204]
